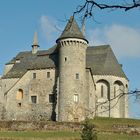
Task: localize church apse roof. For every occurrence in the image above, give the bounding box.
[86,45,127,78]
[2,45,127,79]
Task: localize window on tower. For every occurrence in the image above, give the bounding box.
[49,94,54,103]
[64,57,67,62]
[74,94,79,103]
[33,73,36,79]
[76,73,79,80]
[47,72,50,78]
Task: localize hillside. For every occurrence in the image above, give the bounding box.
[0,117,140,140]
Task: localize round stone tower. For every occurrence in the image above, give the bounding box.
[56,16,88,122]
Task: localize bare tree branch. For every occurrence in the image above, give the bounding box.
[88,89,140,117]
[74,0,140,19]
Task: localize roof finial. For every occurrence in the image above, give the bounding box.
[81,16,86,36]
[33,32,38,46]
[32,32,39,54]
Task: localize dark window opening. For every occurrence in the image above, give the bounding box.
[114,86,116,97]
[76,73,79,80]
[101,85,104,98]
[33,73,36,79]
[47,72,50,78]
[49,94,54,103]
[31,96,37,103]
[18,103,21,107]
[64,57,67,62]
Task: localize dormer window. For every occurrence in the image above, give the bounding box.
[15,59,20,63]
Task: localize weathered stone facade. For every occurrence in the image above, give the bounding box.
[0,16,128,122]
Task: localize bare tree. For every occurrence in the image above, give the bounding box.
[74,0,140,19]
[91,89,140,117]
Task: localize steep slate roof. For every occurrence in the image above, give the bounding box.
[56,16,88,43]
[2,46,59,79]
[2,45,127,79]
[86,45,127,78]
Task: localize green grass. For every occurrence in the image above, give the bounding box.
[98,133,140,140]
[90,117,140,132]
[0,131,140,140]
[0,117,140,140]
[0,131,80,140]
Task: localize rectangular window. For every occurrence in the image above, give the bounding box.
[74,94,79,103]
[47,72,50,78]
[49,94,54,103]
[33,73,36,79]
[76,73,79,80]
[31,96,37,103]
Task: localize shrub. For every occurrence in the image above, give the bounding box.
[81,118,97,140]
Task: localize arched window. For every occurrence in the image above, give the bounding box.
[96,79,110,100]
[16,89,23,100]
[114,80,125,118]
[114,86,116,97]
[101,85,104,98]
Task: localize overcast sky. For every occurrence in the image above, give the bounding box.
[0,0,140,118]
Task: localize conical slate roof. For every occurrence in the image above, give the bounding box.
[56,16,88,43]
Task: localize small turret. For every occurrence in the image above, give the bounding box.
[32,32,39,54]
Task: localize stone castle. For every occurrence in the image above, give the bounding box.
[0,16,128,122]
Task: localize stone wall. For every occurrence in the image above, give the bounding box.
[4,68,57,121]
[86,69,96,118]
[94,75,128,118]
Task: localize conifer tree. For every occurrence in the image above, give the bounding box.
[81,118,97,140]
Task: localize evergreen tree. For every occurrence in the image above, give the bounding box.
[81,118,97,140]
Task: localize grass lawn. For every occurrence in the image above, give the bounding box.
[0,131,80,140]
[0,131,140,140]
[0,117,140,140]
[98,133,140,140]
[91,117,140,132]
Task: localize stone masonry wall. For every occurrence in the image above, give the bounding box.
[4,68,57,121]
[94,75,128,118]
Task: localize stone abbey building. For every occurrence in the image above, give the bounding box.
[0,16,128,122]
